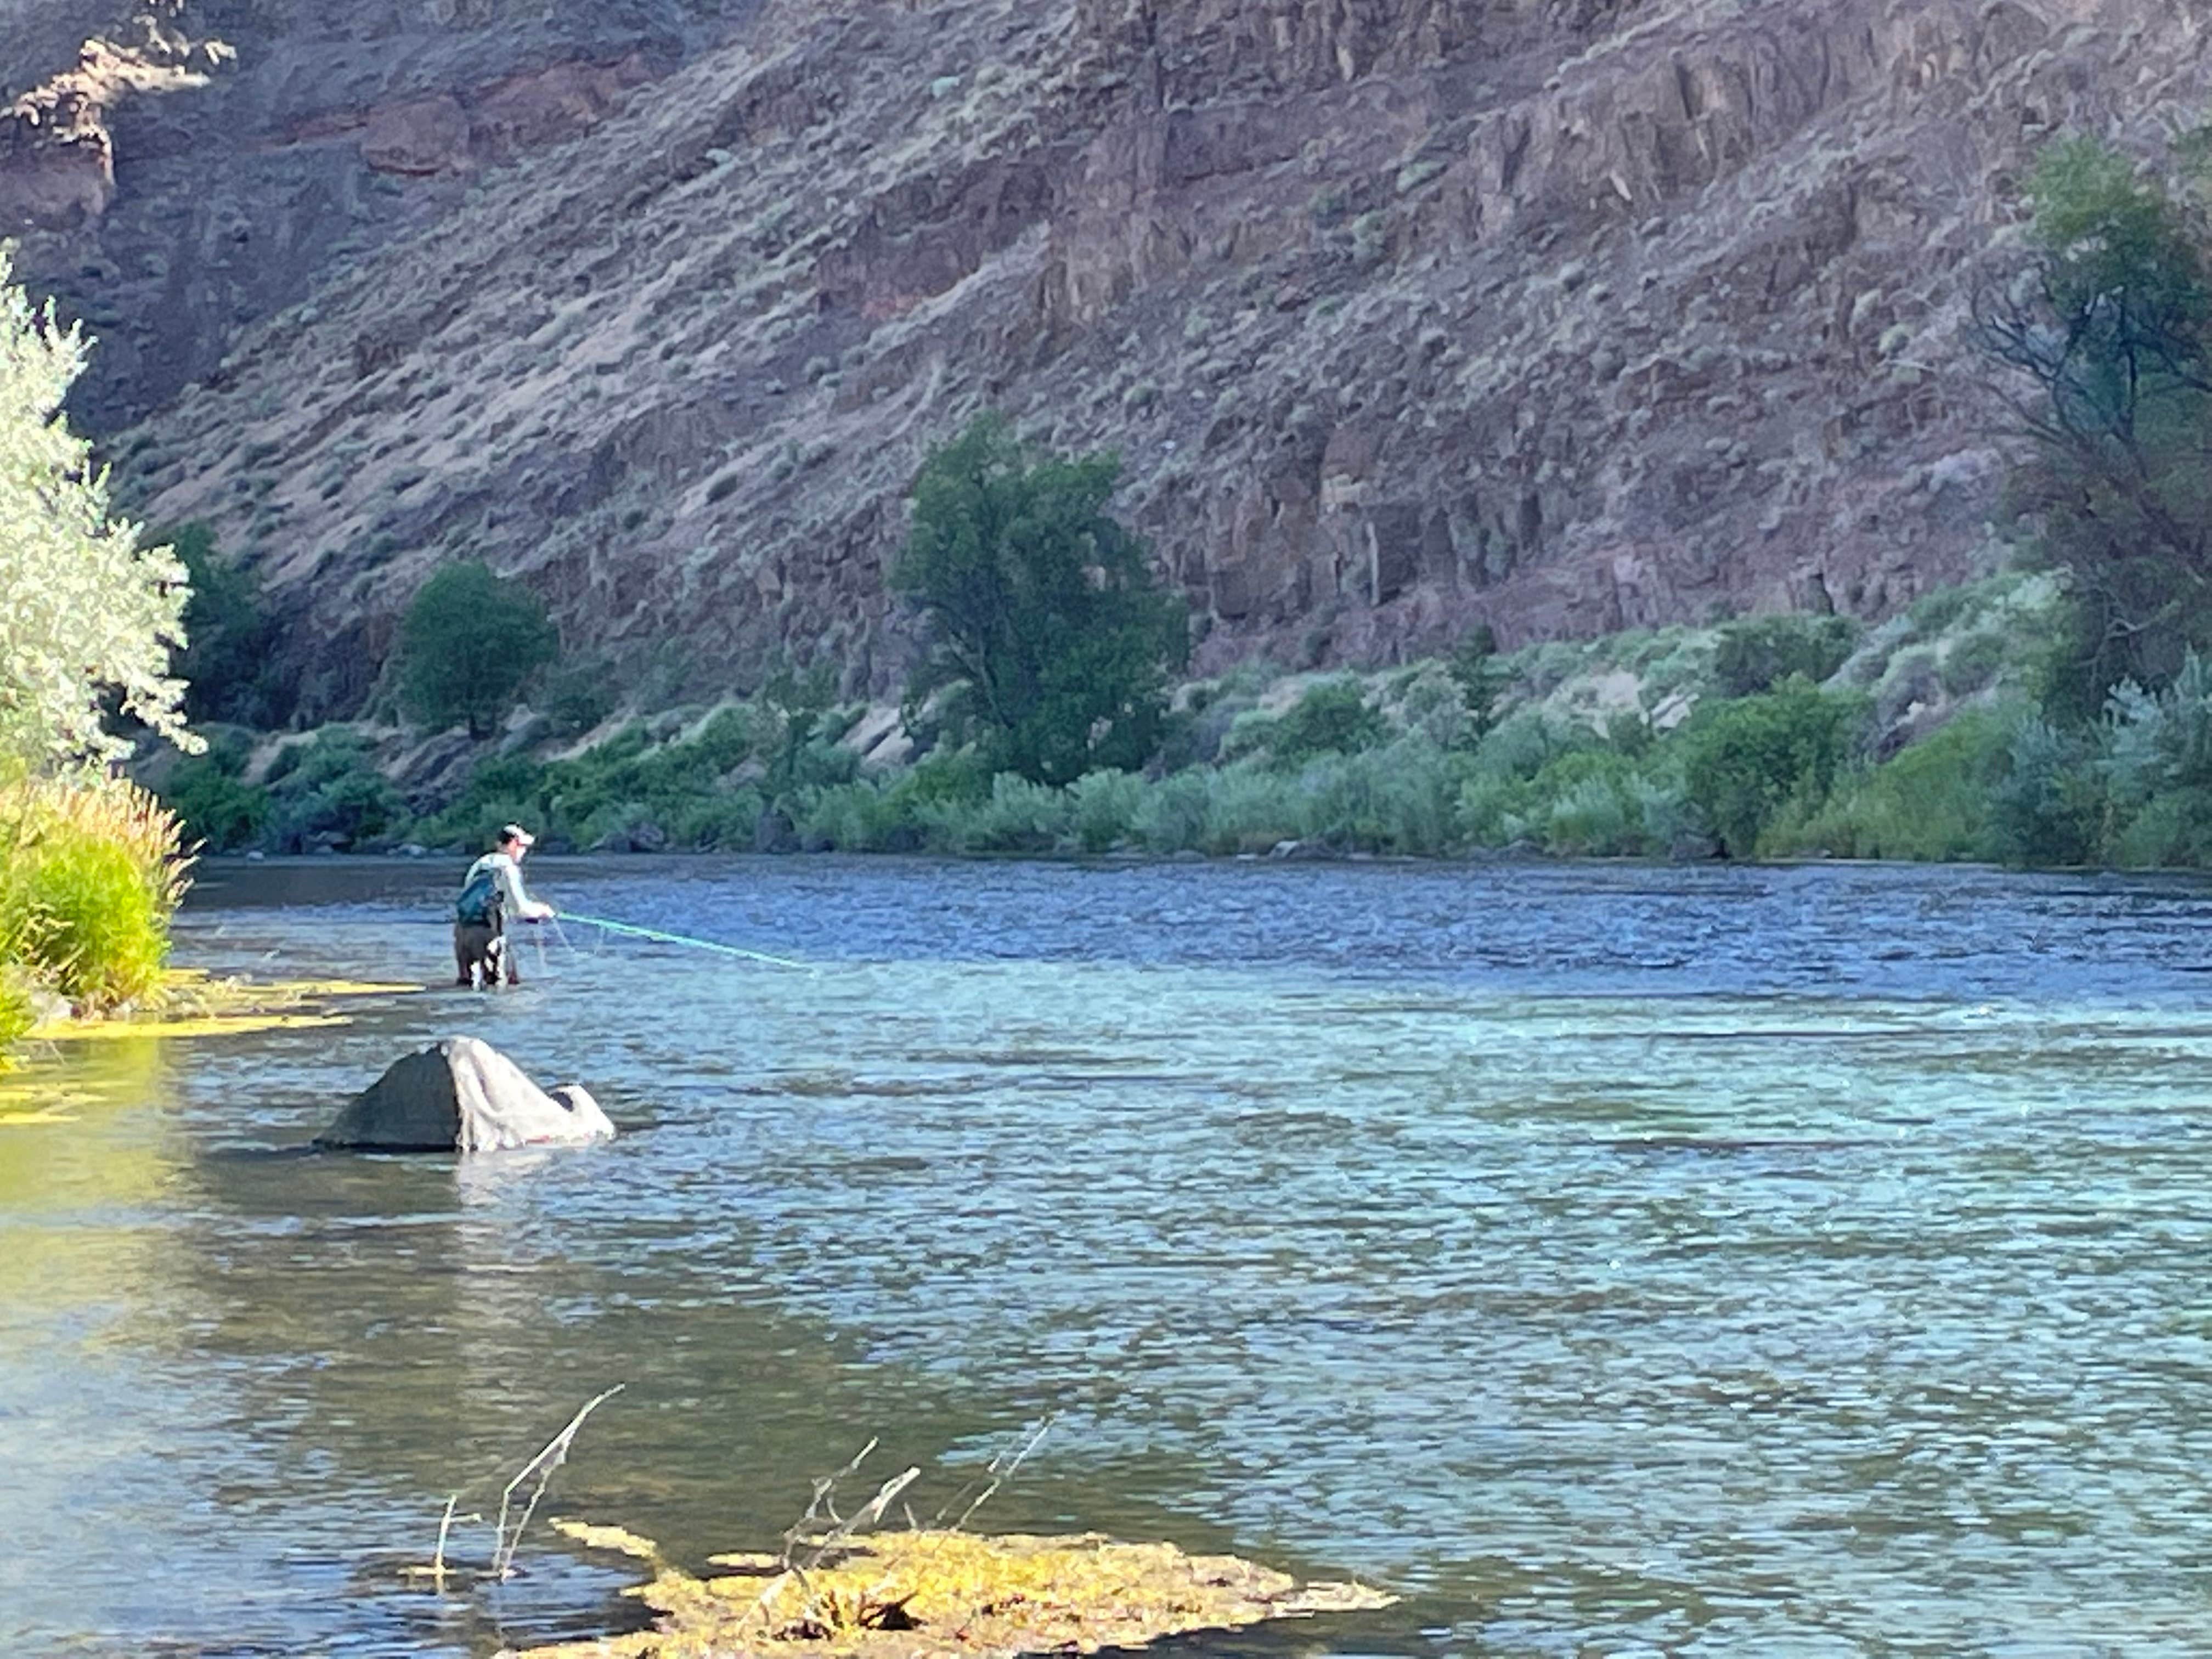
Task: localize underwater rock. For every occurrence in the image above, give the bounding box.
[315,1036,614,1153]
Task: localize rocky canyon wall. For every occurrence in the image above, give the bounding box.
[7,0,2209,717]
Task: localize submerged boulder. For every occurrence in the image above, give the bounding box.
[316,1036,614,1153]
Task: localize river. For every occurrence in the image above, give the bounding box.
[5,855,2212,1656]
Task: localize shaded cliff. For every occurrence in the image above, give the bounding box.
[10,0,2211,719]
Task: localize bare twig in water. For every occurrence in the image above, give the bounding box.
[403,1500,486,1589]
[781,1436,878,1559]
[819,1466,922,1554]
[433,1494,459,1591]
[729,1420,1049,1640]
[490,1385,627,1581]
[735,1438,924,1637]
[934,1415,1054,1534]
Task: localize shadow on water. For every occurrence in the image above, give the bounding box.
[12,856,2212,1654]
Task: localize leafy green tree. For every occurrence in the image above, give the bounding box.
[1977,136,2212,715]
[1679,679,1866,858]
[0,249,195,765]
[162,522,280,726]
[892,416,1188,785]
[396,561,558,738]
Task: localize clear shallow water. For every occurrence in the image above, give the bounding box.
[7,856,2212,1655]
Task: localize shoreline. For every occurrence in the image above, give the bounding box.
[18,970,420,1048]
[184,845,2209,880]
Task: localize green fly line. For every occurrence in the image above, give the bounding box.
[560,912,811,971]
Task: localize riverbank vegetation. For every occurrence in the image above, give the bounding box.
[155,564,2095,866]
[0,251,198,1052]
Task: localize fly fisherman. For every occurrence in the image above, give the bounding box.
[453,824,556,988]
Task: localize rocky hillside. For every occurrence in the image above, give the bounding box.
[9,0,2211,720]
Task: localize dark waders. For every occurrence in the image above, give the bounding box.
[454,902,516,988]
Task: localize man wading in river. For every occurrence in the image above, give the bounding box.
[454,824,556,988]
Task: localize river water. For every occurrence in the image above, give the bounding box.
[6,856,2212,1656]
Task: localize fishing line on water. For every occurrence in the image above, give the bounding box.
[558,912,812,972]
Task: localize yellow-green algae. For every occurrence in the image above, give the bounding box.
[1,972,421,1114]
[22,968,418,1046]
[517,1526,1393,1659]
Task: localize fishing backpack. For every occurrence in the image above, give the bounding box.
[454,862,503,927]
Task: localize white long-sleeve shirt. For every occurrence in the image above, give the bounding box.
[465,850,552,922]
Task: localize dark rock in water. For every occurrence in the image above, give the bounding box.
[315,1036,615,1154]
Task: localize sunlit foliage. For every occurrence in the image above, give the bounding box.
[0,249,194,767]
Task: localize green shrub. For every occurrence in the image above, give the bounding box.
[797,748,991,853]
[1446,625,1511,734]
[1342,738,1463,853]
[540,658,620,738]
[1133,771,1212,853]
[1631,771,1695,854]
[263,731,408,852]
[165,746,270,852]
[1070,769,1144,853]
[1678,679,1867,858]
[397,561,560,738]
[1395,662,1471,749]
[1906,585,1974,637]
[931,773,1073,853]
[1767,709,2011,861]
[1203,763,1302,854]
[1468,705,1600,786]
[1711,613,1860,698]
[1989,716,2100,867]
[1940,631,2008,698]
[10,833,166,1006]
[2108,787,2212,868]
[1216,706,1283,764]
[2093,654,2212,865]
[1532,751,1651,856]
[1266,678,1386,766]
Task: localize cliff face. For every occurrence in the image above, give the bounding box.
[9,0,2211,718]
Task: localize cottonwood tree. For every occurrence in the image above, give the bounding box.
[1977,136,2212,715]
[397,560,559,739]
[893,415,1188,785]
[0,248,195,766]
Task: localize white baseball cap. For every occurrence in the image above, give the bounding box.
[500,823,536,848]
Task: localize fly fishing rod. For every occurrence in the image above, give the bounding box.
[556,912,811,971]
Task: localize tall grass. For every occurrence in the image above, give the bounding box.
[0,776,190,1014]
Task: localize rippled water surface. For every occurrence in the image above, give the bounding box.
[8,856,2212,1655]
